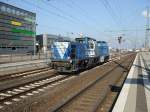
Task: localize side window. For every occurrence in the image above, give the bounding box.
[12,9,15,15]
[88,40,95,49]
[1,6,6,12]
[7,7,11,13]
[89,43,94,49]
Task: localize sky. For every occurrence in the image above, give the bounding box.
[0,0,150,49]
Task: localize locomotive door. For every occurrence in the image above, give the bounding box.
[71,45,76,62]
[70,45,77,71]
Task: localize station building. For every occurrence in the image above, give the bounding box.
[36,34,72,53]
[0,2,36,54]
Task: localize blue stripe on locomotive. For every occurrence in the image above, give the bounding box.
[97,41,109,57]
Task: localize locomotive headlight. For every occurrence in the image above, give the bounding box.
[68,56,70,59]
[69,59,72,63]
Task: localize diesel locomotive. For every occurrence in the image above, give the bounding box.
[50,37,109,73]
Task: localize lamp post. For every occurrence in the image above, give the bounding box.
[118,36,122,60]
[34,23,38,55]
[142,7,150,50]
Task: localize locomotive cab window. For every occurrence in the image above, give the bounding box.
[89,43,94,49]
[88,40,95,49]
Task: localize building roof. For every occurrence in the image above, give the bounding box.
[0,1,36,15]
[75,36,96,41]
[36,34,72,41]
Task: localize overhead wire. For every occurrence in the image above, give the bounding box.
[21,0,77,34]
[42,0,82,23]
[25,0,102,36]
[97,0,121,27]
[32,0,102,35]
[96,0,133,40]
[44,0,102,32]
[112,0,123,26]
[68,0,99,25]
[23,0,76,24]
[61,0,111,37]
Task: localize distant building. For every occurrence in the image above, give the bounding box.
[36,34,72,53]
[0,2,36,54]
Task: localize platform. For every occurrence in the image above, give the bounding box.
[112,52,150,112]
[0,59,50,75]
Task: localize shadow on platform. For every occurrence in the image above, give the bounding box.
[134,64,150,80]
[134,64,150,74]
[125,75,150,92]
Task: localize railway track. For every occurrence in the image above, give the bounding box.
[0,74,73,109]
[54,54,135,112]
[0,53,135,112]
[0,54,127,83]
[96,54,135,112]
[0,67,53,82]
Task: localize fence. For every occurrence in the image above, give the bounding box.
[0,52,52,64]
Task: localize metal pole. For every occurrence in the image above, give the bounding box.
[145,7,150,50]
[119,43,121,60]
[34,36,36,55]
[135,27,137,50]
[118,36,122,60]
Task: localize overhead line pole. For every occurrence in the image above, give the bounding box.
[145,6,150,49]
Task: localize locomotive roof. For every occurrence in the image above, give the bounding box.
[75,37,96,41]
[97,41,107,43]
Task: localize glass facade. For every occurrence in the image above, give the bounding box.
[0,2,36,53]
